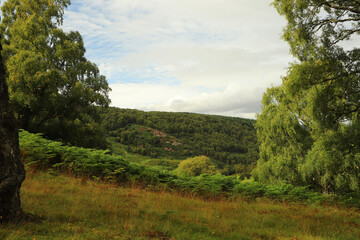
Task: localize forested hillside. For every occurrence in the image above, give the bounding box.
[101,107,258,174]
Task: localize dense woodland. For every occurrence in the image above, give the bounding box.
[100,107,258,174]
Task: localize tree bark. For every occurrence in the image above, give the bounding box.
[0,41,26,223]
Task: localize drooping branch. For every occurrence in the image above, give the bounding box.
[332,28,360,44]
[323,1,360,15]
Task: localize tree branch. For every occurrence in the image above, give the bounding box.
[323,1,360,14]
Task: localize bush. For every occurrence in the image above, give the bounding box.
[175,156,219,177]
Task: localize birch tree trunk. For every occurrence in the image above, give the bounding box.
[0,41,26,223]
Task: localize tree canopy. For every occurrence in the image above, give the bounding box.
[0,0,111,149]
[254,0,360,194]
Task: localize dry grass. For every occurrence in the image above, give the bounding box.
[1,172,360,240]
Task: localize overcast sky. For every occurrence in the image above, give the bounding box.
[62,0,293,119]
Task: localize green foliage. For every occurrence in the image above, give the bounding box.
[272,0,360,61]
[255,0,360,194]
[254,86,311,186]
[175,156,219,177]
[19,130,360,206]
[1,0,111,149]
[101,107,258,170]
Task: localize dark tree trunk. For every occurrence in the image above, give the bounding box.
[0,41,26,223]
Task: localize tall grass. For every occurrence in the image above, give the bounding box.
[1,172,360,240]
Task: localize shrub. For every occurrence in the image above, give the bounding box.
[175,156,219,177]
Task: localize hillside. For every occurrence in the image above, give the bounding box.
[100,107,258,175]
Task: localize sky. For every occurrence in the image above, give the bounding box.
[62,0,293,119]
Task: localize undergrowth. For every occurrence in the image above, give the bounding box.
[19,130,360,207]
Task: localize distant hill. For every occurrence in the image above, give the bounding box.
[100,107,258,173]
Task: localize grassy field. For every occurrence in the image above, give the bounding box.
[1,172,360,240]
[109,137,182,171]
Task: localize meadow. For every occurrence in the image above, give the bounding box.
[0,131,356,239]
[1,171,360,240]
[1,130,357,239]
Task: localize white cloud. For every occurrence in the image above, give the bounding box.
[63,0,292,119]
[109,82,266,118]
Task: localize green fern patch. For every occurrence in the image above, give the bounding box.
[19,130,360,207]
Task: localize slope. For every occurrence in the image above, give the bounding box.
[101,107,258,175]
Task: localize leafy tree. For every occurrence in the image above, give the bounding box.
[0,39,26,222]
[175,156,219,177]
[1,0,111,149]
[254,0,360,194]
